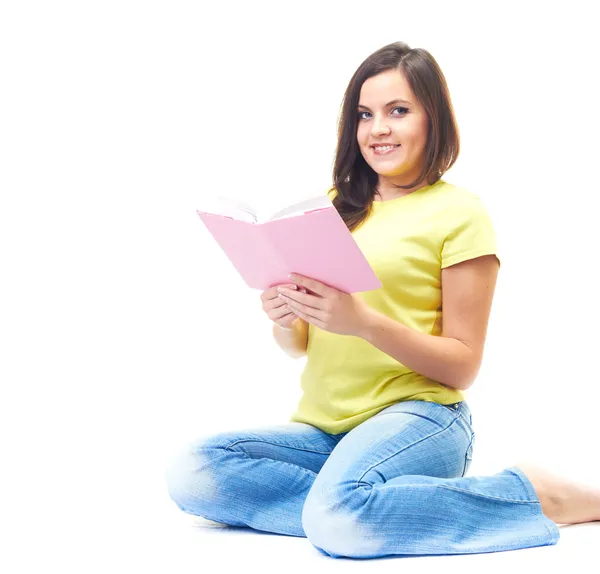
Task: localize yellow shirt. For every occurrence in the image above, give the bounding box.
[289,179,500,435]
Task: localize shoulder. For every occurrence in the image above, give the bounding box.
[435,181,494,221]
[436,180,485,205]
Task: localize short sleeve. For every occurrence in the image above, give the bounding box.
[441,197,501,269]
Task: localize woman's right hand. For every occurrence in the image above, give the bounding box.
[261,283,307,330]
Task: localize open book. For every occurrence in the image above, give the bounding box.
[197,194,337,224]
[196,194,382,293]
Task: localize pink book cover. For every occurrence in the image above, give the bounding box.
[196,206,382,293]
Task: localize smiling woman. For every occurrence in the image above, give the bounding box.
[356,74,429,201]
[165,40,600,560]
[330,42,459,232]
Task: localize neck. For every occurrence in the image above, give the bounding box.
[375,177,431,202]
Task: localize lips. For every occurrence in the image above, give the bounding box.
[371,144,401,156]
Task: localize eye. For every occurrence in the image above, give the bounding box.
[357,107,408,121]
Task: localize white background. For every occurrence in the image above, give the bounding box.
[1,1,598,571]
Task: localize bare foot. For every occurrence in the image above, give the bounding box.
[514,460,600,525]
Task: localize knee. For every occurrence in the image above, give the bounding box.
[302,482,381,558]
[164,439,218,512]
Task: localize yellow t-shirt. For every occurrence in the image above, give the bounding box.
[289,179,500,435]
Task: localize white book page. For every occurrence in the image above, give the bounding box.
[264,195,333,222]
[196,196,258,223]
[196,194,333,224]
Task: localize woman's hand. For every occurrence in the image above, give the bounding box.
[260,282,308,330]
[276,273,373,337]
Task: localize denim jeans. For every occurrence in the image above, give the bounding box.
[165,400,560,558]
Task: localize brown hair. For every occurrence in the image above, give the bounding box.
[331,41,460,232]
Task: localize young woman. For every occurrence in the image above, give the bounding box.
[166,41,600,559]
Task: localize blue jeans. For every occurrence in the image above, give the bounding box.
[165,400,560,558]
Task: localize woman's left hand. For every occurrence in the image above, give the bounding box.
[275,273,373,337]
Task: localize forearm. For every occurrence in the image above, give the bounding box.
[273,318,309,359]
[359,309,477,391]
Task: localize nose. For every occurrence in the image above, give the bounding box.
[371,115,391,136]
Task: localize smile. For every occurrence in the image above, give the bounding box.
[372,145,400,155]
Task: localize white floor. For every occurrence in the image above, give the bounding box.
[152,508,599,573]
[12,495,592,573]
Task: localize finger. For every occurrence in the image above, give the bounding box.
[277,308,295,320]
[277,311,297,322]
[269,284,297,300]
[281,295,326,322]
[277,289,321,310]
[262,288,282,302]
[286,306,323,329]
[271,283,298,292]
[268,287,297,305]
[269,298,289,312]
[288,274,330,297]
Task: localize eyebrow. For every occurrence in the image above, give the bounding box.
[357,99,411,110]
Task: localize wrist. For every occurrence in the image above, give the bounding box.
[357,308,379,341]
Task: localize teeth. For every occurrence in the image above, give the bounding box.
[374,145,397,151]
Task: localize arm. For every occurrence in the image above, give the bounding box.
[359,254,500,391]
[273,317,309,359]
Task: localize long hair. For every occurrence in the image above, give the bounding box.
[332,41,460,232]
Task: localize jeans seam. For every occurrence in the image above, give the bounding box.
[436,484,540,504]
[220,443,319,478]
[355,412,462,487]
[222,439,332,456]
[353,482,540,505]
[462,434,474,477]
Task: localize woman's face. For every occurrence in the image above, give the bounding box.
[356,69,429,191]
